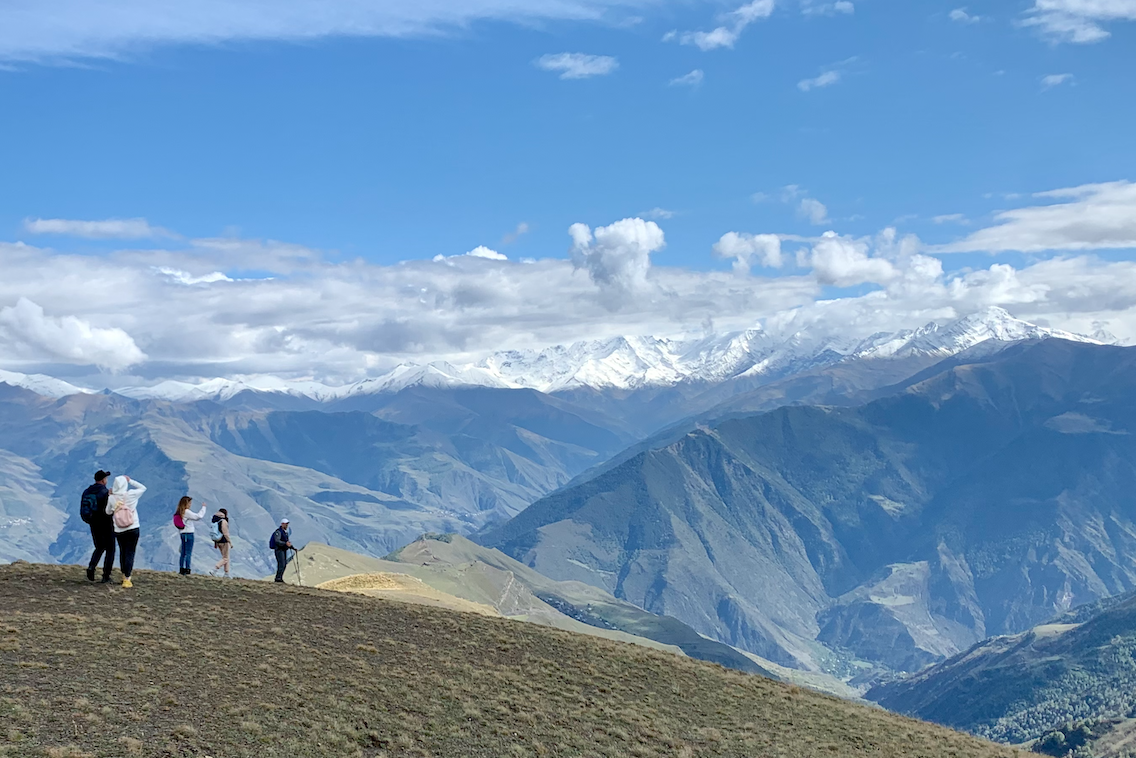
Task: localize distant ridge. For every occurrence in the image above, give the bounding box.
[104,307,1102,401]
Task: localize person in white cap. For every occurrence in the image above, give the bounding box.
[270,518,294,583]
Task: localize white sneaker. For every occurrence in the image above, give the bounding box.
[208,570,217,577]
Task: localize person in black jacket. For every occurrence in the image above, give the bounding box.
[84,470,115,583]
[271,519,293,582]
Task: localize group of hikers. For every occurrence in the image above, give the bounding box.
[80,469,298,587]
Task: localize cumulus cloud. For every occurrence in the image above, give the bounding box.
[935,181,1136,253]
[0,0,652,63]
[156,267,233,285]
[0,297,145,370]
[806,232,897,287]
[569,218,665,305]
[1041,72,1074,89]
[536,53,618,79]
[6,184,1136,385]
[23,217,173,239]
[433,246,508,262]
[666,0,775,51]
[714,232,784,272]
[669,69,705,87]
[1022,0,1136,43]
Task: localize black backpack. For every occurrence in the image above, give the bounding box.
[79,490,99,524]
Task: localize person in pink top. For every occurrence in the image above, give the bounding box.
[174,496,207,575]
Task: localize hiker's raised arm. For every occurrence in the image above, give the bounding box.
[128,480,146,493]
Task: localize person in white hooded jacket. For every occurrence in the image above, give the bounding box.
[105,475,146,588]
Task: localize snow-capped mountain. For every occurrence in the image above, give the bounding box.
[0,369,92,399]
[12,308,1105,403]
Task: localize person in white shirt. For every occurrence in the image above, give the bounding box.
[104,475,146,588]
[174,496,208,575]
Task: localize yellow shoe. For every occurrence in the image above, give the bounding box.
[122,578,133,588]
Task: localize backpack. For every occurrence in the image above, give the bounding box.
[112,496,135,529]
[209,519,223,542]
[79,490,99,524]
[269,529,278,550]
[173,512,186,530]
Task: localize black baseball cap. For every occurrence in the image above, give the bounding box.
[94,470,111,481]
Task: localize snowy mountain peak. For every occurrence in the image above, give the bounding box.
[0,369,92,399]
[15,308,1106,403]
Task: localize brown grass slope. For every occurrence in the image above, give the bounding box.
[0,563,1020,758]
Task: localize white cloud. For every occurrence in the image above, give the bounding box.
[642,207,677,220]
[23,217,172,239]
[932,213,969,225]
[466,245,508,261]
[949,8,981,23]
[798,198,830,225]
[1022,0,1136,43]
[156,267,234,285]
[0,0,654,63]
[569,218,666,304]
[502,222,530,244]
[668,0,775,51]
[714,232,784,272]
[0,297,145,370]
[798,69,841,91]
[806,232,897,287]
[935,181,1136,253]
[433,246,508,262]
[8,184,1136,385]
[536,52,618,80]
[802,0,854,16]
[1041,72,1074,89]
[669,69,705,87]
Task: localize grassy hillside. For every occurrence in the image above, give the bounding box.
[0,562,1021,758]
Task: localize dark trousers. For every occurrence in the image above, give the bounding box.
[116,528,140,578]
[274,548,290,582]
[88,523,115,579]
[179,533,195,572]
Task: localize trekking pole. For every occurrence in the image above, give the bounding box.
[292,546,303,587]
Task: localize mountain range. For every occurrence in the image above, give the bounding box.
[2,306,1131,701]
[482,338,1136,683]
[93,307,1100,404]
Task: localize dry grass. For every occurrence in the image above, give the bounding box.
[0,562,1022,758]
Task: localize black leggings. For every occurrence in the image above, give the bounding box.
[116,528,140,578]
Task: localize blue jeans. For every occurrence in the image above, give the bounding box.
[179,533,195,572]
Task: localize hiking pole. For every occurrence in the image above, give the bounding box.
[292,546,303,587]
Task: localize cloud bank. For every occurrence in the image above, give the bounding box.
[2,179,1135,384]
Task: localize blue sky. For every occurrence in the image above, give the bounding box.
[0,0,1135,384]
